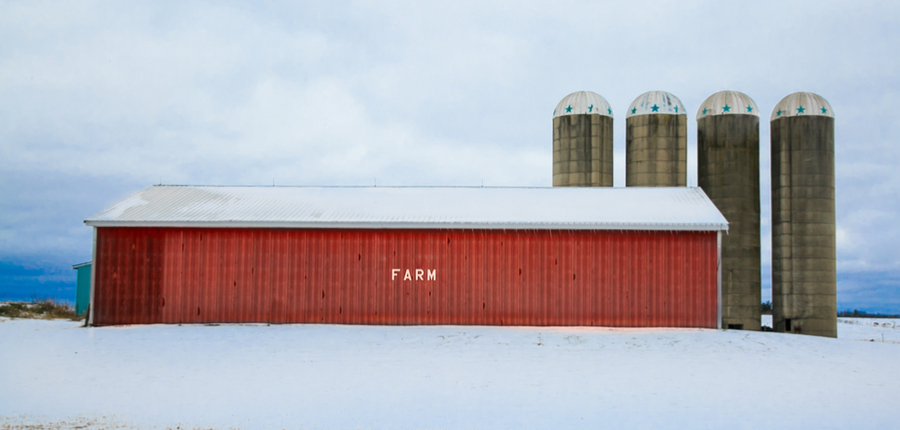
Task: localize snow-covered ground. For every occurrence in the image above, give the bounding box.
[1,317,898,430]
[837,317,900,342]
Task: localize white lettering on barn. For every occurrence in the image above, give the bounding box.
[391,268,436,281]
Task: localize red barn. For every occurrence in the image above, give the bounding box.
[85,186,727,327]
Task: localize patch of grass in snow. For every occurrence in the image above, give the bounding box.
[1,414,235,430]
[0,298,82,322]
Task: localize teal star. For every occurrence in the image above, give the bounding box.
[651,104,659,112]
[631,107,637,114]
[566,105,573,113]
[553,109,556,115]
[746,105,753,112]
[797,106,805,114]
[588,104,594,112]
[821,107,828,114]
[674,106,679,112]
[607,107,612,115]
[702,108,708,115]
[776,110,782,116]
[723,104,731,112]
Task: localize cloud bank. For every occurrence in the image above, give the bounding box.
[1,0,898,311]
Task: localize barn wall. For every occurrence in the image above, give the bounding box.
[92,228,718,327]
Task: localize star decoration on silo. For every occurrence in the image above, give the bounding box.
[674,106,679,112]
[777,110,782,116]
[746,105,753,112]
[723,104,731,113]
[631,107,637,114]
[588,104,594,112]
[702,108,708,115]
[821,107,828,114]
[607,107,612,115]
[797,106,805,114]
[651,104,659,112]
[566,105,573,113]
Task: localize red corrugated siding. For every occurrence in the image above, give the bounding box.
[92,228,718,327]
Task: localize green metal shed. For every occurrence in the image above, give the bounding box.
[72,262,91,315]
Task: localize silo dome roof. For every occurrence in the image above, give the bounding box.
[771,92,834,121]
[553,91,613,118]
[626,91,686,118]
[696,90,759,119]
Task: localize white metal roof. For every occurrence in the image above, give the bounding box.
[696,90,759,120]
[86,186,728,231]
[771,91,834,121]
[553,91,613,118]
[626,91,686,118]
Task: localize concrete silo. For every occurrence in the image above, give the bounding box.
[552,91,614,187]
[770,92,836,338]
[697,90,761,331]
[626,91,688,186]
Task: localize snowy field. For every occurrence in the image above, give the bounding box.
[1,317,899,429]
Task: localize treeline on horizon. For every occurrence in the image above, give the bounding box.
[836,309,900,318]
[761,301,899,318]
[2,297,899,318]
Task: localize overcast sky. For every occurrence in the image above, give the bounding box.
[1,0,898,312]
